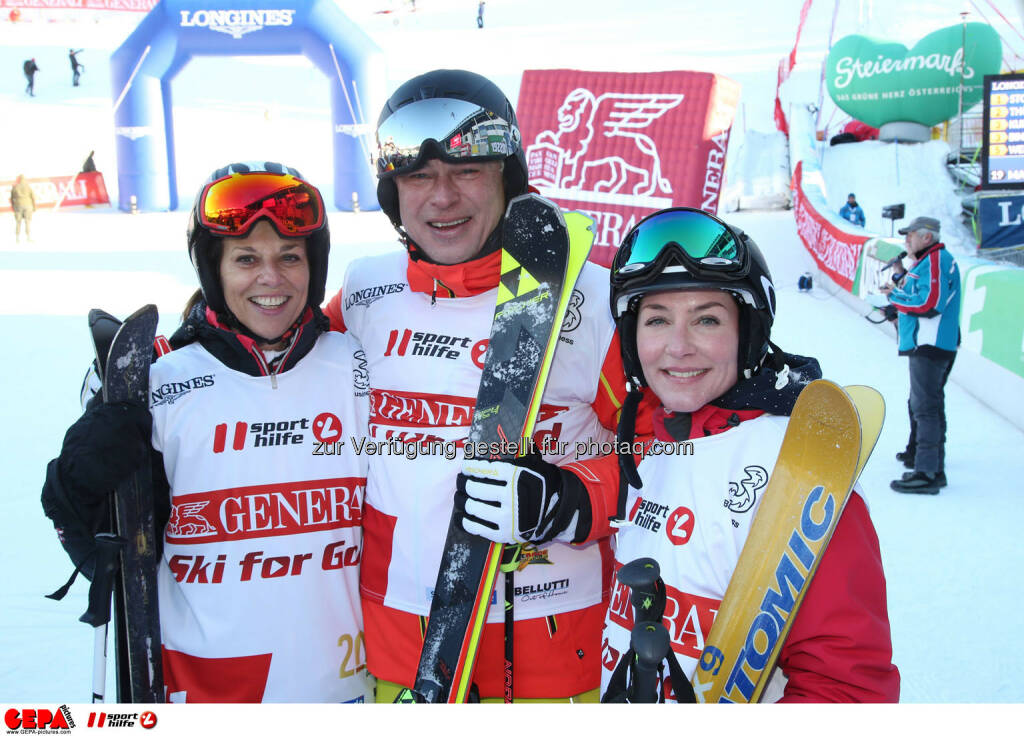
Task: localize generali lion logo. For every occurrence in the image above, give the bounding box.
[526,89,684,207]
[167,501,216,538]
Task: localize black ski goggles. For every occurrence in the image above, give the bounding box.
[375,97,520,177]
[611,208,755,317]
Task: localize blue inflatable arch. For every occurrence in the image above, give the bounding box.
[111,0,384,212]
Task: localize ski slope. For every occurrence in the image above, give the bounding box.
[2,0,1023,709]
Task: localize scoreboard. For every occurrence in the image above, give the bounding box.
[982,72,1024,189]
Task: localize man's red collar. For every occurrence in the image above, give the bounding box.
[406,249,502,298]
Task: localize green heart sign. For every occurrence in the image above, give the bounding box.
[826,23,1002,128]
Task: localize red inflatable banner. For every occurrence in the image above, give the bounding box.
[517,69,740,265]
[791,161,868,292]
[773,0,814,136]
[1,171,111,212]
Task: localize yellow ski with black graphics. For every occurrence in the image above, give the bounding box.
[403,195,593,703]
[690,380,884,703]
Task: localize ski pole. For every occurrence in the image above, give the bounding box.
[79,533,126,702]
[616,557,664,624]
[629,622,671,703]
[500,545,520,703]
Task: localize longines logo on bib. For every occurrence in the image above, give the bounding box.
[179,9,296,39]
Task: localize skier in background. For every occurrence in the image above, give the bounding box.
[23,58,39,96]
[477,1,485,27]
[69,49,83,87]
[41,162,374,703]
[458,208,900,702]
[323,68,648,702]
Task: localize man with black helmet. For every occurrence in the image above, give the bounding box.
[324,69,637,702]
[458,207,900,702]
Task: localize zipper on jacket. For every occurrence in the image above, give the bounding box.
[248,346,275,388]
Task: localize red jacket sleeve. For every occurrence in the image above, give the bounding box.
[591,330,657,437]
[777,492,901,702]
[562,451,624,543]
[323,289,347,333]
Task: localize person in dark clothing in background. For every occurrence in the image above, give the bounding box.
[477,1,485,27]
[81,151,97,173]
[880,216,961,494]
[24,58,39,96]
[69,49,83,87]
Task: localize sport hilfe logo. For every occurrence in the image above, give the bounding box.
[211,413,342,452]
[85,711,157,728]
[384,328,488,367]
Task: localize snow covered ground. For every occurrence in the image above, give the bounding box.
[2,0,1023,712]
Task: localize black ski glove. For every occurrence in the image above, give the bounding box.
[457,450,591,545]
[57,400,153,502]
[41,401,152,581]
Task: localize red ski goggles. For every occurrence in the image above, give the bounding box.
[198,172,325,238]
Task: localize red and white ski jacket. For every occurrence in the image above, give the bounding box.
[149,314,373,703]
[324,232,635,698]
[570,405,900,703]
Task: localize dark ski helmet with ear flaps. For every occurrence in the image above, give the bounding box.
[609,207,778,386]
[373,69,528,232]
[186,161,330,317]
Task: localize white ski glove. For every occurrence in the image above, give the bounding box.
[456,452,587,545]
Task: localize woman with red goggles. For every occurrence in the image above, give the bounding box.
[42,162,374,703]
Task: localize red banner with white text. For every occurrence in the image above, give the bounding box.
[791,161,868,292]
[517,69,740,266]
[1,0,155,9]
[1,171,111,212]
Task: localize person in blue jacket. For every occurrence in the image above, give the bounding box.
[839,193,866,227]
[880,216,960,494]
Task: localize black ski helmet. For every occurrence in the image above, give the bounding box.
[609,207,777,386]
[186,161,330,318]
[373,69,528,232]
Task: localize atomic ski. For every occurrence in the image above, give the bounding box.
[403,194,592,703]
[100,304,165,703]
[690,380,884,703]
